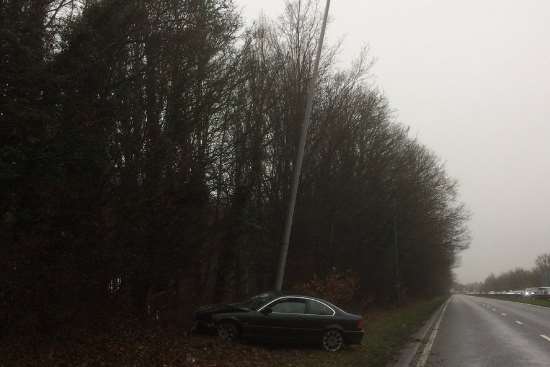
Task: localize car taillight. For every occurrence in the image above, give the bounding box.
[357,318,364,330]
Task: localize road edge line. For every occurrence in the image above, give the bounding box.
[388,297,450,367]
[415,297,451,367]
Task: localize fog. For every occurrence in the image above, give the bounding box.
[237,0,550,283]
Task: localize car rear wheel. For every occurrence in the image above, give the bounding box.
[322,329,344,352]
[217,321,239,342]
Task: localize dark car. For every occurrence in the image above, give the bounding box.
[193,292,364,352]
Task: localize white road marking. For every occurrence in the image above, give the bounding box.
[492,308,497,312]
[540,335,550,343]
[416,298,451,367]
[515,320,523,325]
[501,313,507,316]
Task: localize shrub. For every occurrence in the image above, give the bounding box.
[292,269,360,307]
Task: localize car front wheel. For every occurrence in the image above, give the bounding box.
[322,329,344,352]
[217,321,239,342]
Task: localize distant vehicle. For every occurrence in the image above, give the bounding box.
[506,290,522,295]
[535,287,550,297]
[523,288,537,297]
[193,292,364,352]
[522,287,550,298]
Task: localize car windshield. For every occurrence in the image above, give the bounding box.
[239,292,279,311]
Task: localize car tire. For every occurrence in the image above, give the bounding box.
[321,329,344,352]
[217,321,239,343]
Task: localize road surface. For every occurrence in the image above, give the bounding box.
[423,295,550,366]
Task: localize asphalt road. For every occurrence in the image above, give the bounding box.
[424,295,550,367]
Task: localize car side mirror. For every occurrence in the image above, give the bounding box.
[261,308,272,315]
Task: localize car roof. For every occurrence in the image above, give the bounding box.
[267,293,345,312]
[259,292,330,302]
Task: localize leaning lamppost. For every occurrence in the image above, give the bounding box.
[275,0,331,291]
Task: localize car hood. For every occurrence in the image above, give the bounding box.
[195,303,250,317]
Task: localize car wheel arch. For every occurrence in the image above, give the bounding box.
[323,323,345,332]
[215,316,241,328]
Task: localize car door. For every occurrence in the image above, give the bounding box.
[231,310,269,338]
[255,297,308,341]
[300,299,337,341]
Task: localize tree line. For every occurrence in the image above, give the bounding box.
[1,0,469,335]
[481,253,550,292]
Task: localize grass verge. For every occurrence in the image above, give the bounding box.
[474,294,550,308]
[1,297,446,367]
[302,296,446,367]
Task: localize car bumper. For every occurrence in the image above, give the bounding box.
[344,330,364,344]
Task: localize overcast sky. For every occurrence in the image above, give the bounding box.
[235,0,550,283]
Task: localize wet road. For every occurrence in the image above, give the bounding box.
[425,295,550,366]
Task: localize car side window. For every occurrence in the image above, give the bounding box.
[270,299,306,314]
[307,300,333,316]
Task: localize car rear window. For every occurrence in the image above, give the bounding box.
[307,300,333,315]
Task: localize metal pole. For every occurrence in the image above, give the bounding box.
[394,215,401,305]
[275,0,331,291]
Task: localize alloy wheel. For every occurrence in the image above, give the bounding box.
[217,322,239,342]
[322,329,344,352]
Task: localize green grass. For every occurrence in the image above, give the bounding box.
[316,298,445,367]
[287,296,447,367]
[359,297,446,367]
[475,294,550,308]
